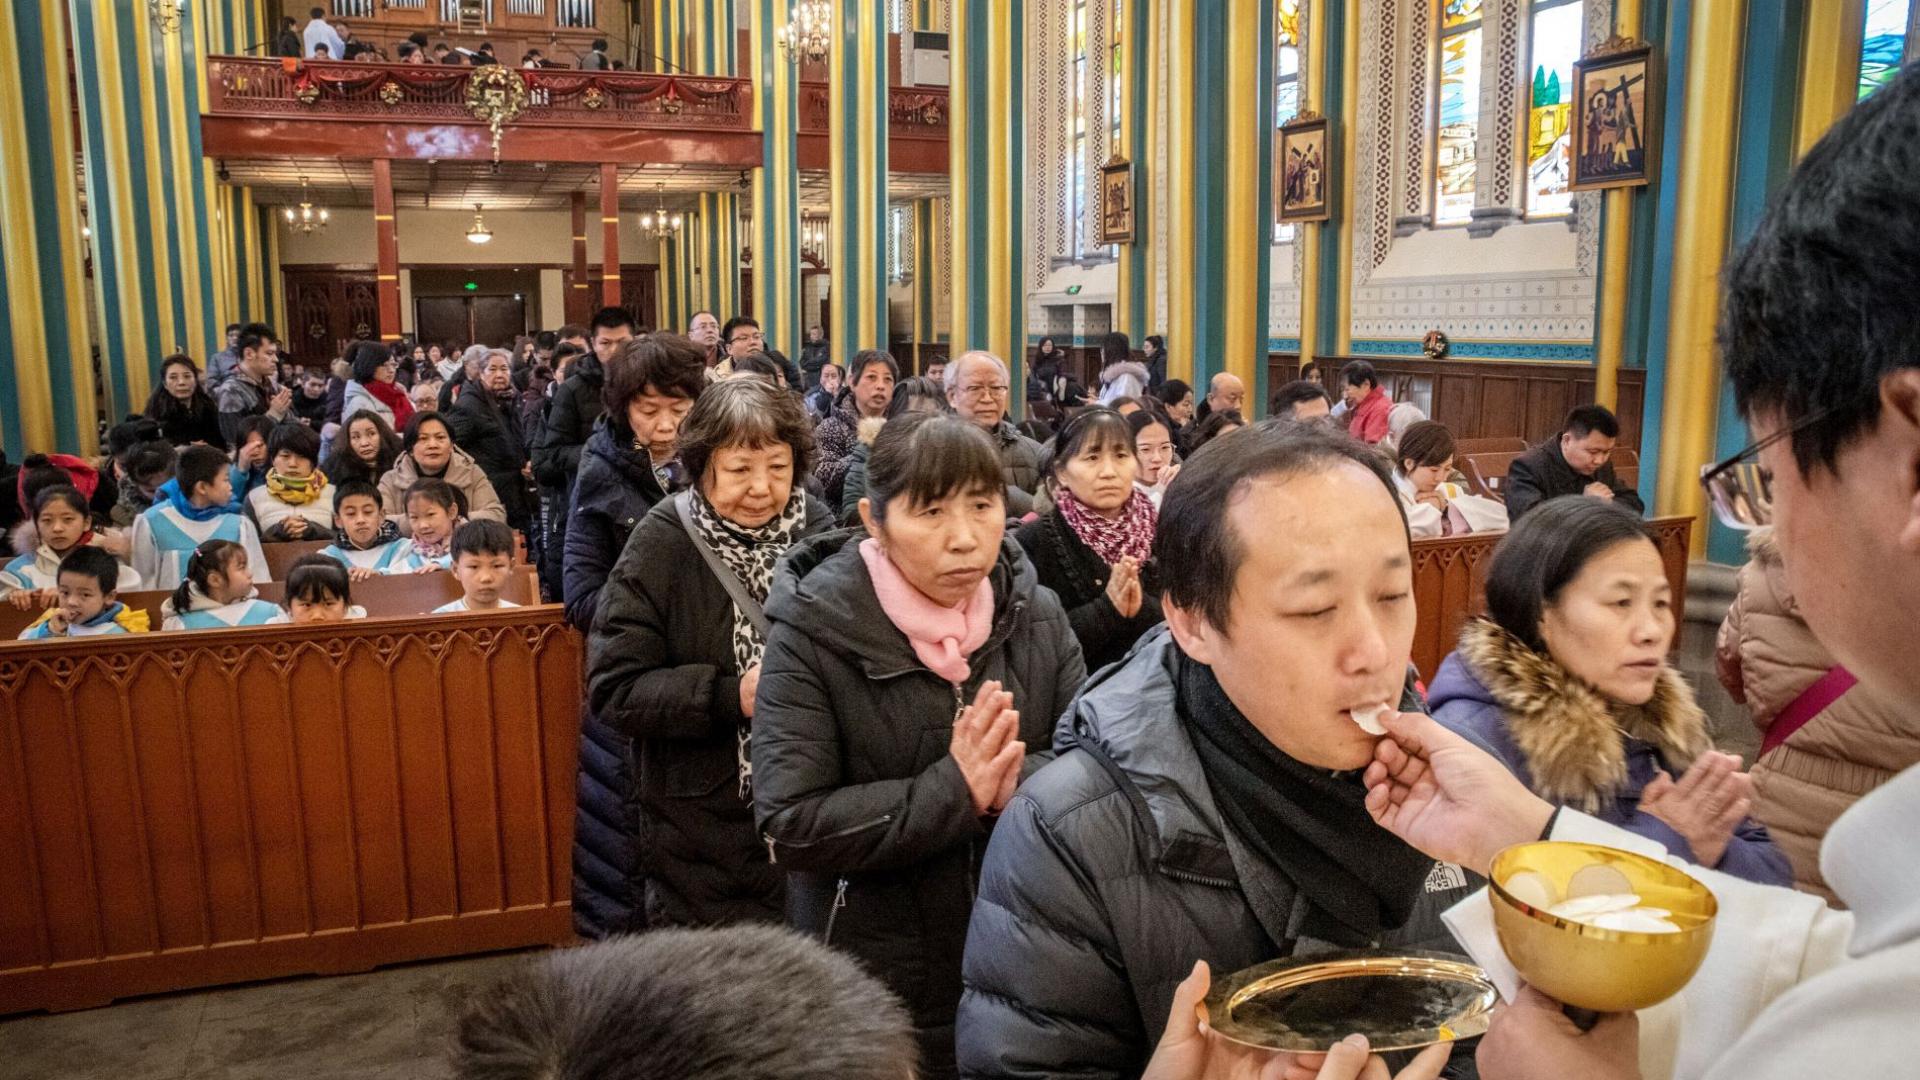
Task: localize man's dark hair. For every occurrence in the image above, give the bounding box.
[602,333,708,416]
[864,412,1005,522]
[1484,497,1655,653]
[452,518,515,561]
[225,322,242,335]
[729,352,785,386]
[407,29,428,46]
[107,418,165,461]
[309,6,324,18]
[677,377,815,486]
[534,330,557,351]
[556,323,587,342]
[720,315,762,347]
[1100,331,1132,366]
[451,926,915,1080]
[176,445,230,500]
[267,421,322,465]
[1154,378,1194,407]
[1270,379,1334,417]
[238,321,277,354]
[589,306,637,335]
[59,545,123,596]
[1562,404,1621,440]
[1157,420,1406,633]
[591,36,608,51]
[1720,66,1920,473]
[332,477,383,513]
[1340,359,1379,390]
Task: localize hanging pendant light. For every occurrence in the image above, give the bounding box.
[776,0,832,64]
[283,176,330,235]
[636,183,684,241]
[466,203,494,244]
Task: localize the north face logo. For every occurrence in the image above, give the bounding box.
[1424,862,1468,893]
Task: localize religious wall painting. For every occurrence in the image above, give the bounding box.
[1099,155,1135,244]
[1278,113,1332,223]
[1570,40,1658,191]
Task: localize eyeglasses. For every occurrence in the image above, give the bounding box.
[1698,405,1836,530]
[730,332,764,345]
[960,383,1010,399]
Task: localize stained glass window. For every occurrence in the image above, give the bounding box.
[1859,0,1912,99]
[1070,0,1088,259]
[1525,0,1581,218]
[1435,4,1483,226]
[1274,39,1300,243]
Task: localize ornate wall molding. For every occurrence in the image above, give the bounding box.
[1574,0,1610,273]
[1398,0,1434,233]
[1082,0,1111,259]
[1026,0,1070,295]
[1468,0,1524,237]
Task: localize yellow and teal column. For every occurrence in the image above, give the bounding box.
[949,0,1025,389]
[1113,0,1150,344]
[752,0,803,354]
[652,0,687,70]
[0,0,95,457]
[829,0,889,363]
[913,199,941,361]
[689,0,740,322]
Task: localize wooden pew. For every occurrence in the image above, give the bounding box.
[1464,450,1525,499]
[0,566,540,640]
[1408,515,1693,682]
[262,539,332,581]
[1453,436,1529,458]
[0,605,583,1014]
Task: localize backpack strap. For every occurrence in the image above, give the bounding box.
[1760,665,1857,757]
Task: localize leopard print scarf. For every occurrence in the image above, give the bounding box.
[688,487,810,796]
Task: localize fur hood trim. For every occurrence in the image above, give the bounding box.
[1457,619,1710,813]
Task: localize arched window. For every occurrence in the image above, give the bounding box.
[1273,0,1300,243]
[1860,0,1915,99]
[1069,0,1090,260]
[1524,0,1581,218]
[1435,0,1484,225]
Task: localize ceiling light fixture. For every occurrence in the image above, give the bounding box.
[636,183,684,241]
[466,204,494,244]
[776,0,831,64]
[282,176,330,235]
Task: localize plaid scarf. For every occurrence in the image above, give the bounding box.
[266,468,329,506]
[1055,486,1157,566]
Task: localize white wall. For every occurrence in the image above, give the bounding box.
[278,207,662,267]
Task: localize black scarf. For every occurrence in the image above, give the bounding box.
[1179,653,1435,947]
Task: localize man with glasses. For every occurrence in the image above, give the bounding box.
[1503,404,1643,522]
[716,316,764,379]
[946,351,1042,516]
[688,310,721,367]
[1357,67,1920,1080]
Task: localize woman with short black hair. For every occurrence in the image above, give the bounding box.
[340,340,414,430]
[587,378,830,932]
[377,411,505,532]
[1427,498,1790,884]
[752,412,1085,1078]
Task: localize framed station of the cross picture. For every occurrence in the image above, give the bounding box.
[1570,40,1659,191]
[1277,113,1332,223]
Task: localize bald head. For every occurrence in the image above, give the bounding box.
[1208,372,1247,415]
[947,350,1012,430]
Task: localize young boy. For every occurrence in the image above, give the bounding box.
[248,421,335,542]
[317,478,411,578]
[131,444,270,592]
[18,547,152,639]
[432,519,521,613]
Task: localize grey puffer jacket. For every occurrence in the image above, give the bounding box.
[956,627,1483,1079]
[752,528,1086,1079]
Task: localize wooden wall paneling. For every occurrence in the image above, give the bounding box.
[1477,375,1524,438]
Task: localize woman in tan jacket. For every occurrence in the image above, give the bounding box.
[1716,528,1920,903]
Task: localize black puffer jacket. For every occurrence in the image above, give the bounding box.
[955,628,1480,1079]
[752,529,1086,1079]
[1014,509,1164,673]
[447,385,534,531]
[587,492,834,929]
[562,417,678,632]
[535,355,606,596]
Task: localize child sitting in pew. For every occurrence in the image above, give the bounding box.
[230,415,273,507]
[17,547,151,639]
[269,554,367,624]
[316,479,410,579]
[3,486,141,609]
[433,519,521,614]
[132,446,270,592]
[160,539,282,630]
[389,478,464,574]
[248,421,335,542]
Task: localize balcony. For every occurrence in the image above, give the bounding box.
[200,57,762,165]
[797,83,949,172]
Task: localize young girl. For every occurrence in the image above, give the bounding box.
[388,478,464,574]
[269,554,368,624]
[317,479,411,578]
[3,486,141,608]
[160,539,282,630]
[248,421,335,542]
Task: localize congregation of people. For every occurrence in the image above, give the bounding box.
[12,66,1920,1080]
[281,3,630,69]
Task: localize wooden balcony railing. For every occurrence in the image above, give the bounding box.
[204,56,750,130]
[798,81,949,139]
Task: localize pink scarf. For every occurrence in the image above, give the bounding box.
[859,538,994,684]
[1055,487,1158,566]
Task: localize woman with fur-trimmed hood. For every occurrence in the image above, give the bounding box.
[1427,498,1791,885]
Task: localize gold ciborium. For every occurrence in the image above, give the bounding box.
[1488,841,1717,1015]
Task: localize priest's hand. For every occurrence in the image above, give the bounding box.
[1476,985,1641,1080]
[1362,711,1554,876]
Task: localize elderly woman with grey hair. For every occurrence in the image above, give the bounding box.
[446,347,535,535]
[586,377,835,929]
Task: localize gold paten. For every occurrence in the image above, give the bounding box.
[1204,949,1496,1053]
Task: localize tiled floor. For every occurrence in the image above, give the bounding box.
[0,950,536,1080]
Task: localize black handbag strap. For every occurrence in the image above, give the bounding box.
[674,491,769,638]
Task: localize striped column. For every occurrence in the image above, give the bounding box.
[0,0,94,457]
[652,0,687,70]
[1113,0,1150,343]
[949,0,1024,393]
[830,0,889,363]
[751,0,803,355]
[1161,1,1196,384]
[688,0,740,324]
[912,199,941,358]
[657,235,679,329]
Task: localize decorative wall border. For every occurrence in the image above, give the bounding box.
[1350,336,1595,361]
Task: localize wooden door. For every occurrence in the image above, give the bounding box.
[283,269,379,364]
[415,297,471,349]
[563,266,659,329]
[414,296,530,348]
[471,296,528,346]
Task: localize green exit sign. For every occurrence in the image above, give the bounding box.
[1065,284,1082,295]
[464,281,479,291]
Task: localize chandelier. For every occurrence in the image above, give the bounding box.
[283,177,329,235]
[800,215,829,263]
[777,0,831,64]
[637,184,683,241]
[466,204,494,244]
